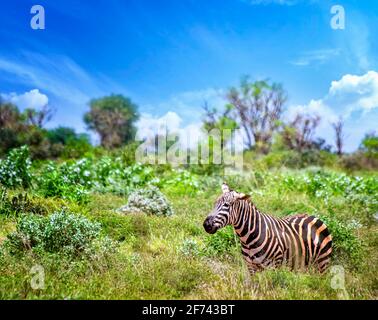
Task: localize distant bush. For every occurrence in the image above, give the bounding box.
[281,169,378,210]
[0,189,47,216]
[93,161,159,195]
[3,210,116,258]
[118,186,174,216]
[164,170,200,196]
[0,146,32,189]
[121,142,141,166]
[340,152,378,171]
[36,160,91,204]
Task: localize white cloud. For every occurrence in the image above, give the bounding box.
[0,52,130,135]
[136,111,182,138]
[286,99,337,122]
[287,71,378,151]
[135,88,229,150]
[328,71,378,112]
[290,49,341,67]
[1,89,48,110]
[136,111,205,150]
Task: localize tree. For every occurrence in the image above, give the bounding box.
[282,113,321,152]
[47,126,80,145]
[84,95,139,149]
[0,101,25,153]
[202,100,238,147]
[23,104,55,128]
[47,126,92,159]
[226,77,287,153]
[332,117,345,156]
[360,132,378,158]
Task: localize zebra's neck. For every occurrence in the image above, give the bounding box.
[231,200,265,246]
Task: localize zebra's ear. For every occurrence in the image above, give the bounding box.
[236,192,250,200]
[222,182,230,193]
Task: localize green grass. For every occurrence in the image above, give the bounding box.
[0,166,377,300]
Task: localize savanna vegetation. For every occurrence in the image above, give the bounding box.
[0,78,377,300]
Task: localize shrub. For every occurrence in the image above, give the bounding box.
[203,226,238,256]
[280,169,378,210]
[0,146,32,188]
[320,215,364,265]
[118,186,174,216]
[93,161,159,195]
[36,161,90,204]
[164,170,200,196]
[179,239,200,257]
[3,210,116,258]
[0,189,47,216]
[340,152,378,171]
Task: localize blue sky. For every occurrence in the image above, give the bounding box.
[0,0,377,151]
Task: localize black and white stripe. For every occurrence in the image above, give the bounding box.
[203,183,333,274]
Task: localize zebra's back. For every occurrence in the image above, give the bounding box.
[279,214,333,272]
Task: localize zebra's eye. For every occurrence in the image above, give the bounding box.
[223,203,230,209]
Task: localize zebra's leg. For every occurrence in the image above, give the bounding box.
[247,263,260,275]
[318,257,331,273]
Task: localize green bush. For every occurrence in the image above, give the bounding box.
[179,239,200,257]
[3,210,116,258]
[204,226,238,256]
[320,215,364,265]
[0,189,47,216]
[118,186,174,216]
[164,170,200,196]
[36,161,90,204]
[93,161,159,195]
[0,146,32,188]
[280,169,378,210]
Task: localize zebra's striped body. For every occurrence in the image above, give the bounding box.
[203,183,332,274]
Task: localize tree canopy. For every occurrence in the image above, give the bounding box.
[84,94,139,149]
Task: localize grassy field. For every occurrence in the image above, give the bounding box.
[0,149,377,300]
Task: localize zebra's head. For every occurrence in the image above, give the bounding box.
[203,182,250,234]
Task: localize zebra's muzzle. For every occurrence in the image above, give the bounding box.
[203,216,218,234]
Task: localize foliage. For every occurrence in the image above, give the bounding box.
[179,239,201,257]
[164,170,201,196]
[0,189,47,216]
[320,215,364,265]
[0,101,59,159]
[36,161,90,204]
[225,77,287,153]
[0,102,25,154]
[340,151,378,171]
[281,113,322,153]
[281,169,377,205]
[203,226,238,256]
[0,146,32,188]
[360,132,378,156]
[3,210,116,258]
[47,126,92,159]
[84,94,139,149]
[118,186,174,216]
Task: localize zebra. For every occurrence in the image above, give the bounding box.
[203,183,333,274]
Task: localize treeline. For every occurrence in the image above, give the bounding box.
[0,94,139,159]
[1,76,377,171]
[203,77,378,171]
